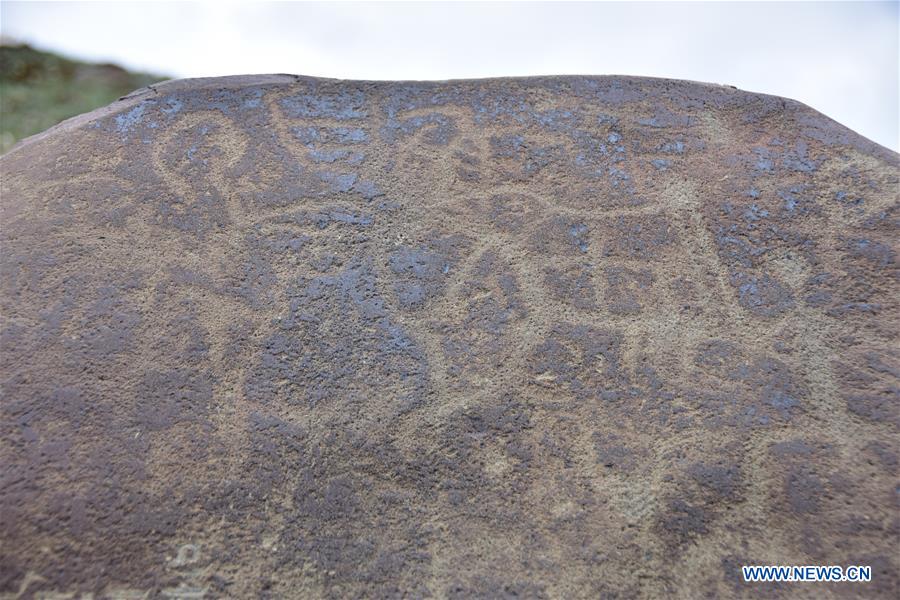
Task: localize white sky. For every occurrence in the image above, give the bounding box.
[2,1,898,151]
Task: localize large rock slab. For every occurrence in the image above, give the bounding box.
[1,75,898,598]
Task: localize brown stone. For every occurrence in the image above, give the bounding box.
[1,75,898,598]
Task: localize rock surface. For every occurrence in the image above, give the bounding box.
[1,75,898,598]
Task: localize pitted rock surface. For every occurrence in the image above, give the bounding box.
[1,75,898,598]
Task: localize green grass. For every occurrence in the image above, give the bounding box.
[0,44,168,153]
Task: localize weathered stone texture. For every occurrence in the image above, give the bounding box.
[1,75,898,598]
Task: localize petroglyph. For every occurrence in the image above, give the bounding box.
[1,75,898,598]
